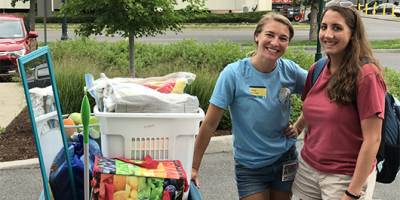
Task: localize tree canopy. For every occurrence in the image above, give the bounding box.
[62,0,204,38]
[62,0,204,76]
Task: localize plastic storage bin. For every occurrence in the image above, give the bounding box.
[94,106,204,199]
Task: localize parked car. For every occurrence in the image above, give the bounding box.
[285,6,303,22]
[359,0,383,10]
[0,14,38,81]
[27,63,51,89]
[273,3,303,22]
[394,5,400,16]
[366,3,395,14]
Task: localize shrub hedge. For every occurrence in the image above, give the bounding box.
[31,11,268,24]
[186,11,269,23]
[34,16,95,23]
[48,39,400,131]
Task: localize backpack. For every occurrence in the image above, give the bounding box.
[312,58,400,184]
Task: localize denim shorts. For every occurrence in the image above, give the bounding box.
[235,146,298,198]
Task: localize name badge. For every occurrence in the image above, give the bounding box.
[282,160,298,182]
[249,86,267,97]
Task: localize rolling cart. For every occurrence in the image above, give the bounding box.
[19,46,204,200]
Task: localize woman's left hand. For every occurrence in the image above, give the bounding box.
[284,124,300,138]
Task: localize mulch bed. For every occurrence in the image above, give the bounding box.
[0,107,37,162]
[0,107,231,162]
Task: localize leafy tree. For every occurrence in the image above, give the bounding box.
[11,0,37,31]
[62,0,204,77]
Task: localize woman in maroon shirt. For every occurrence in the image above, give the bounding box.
[289,0,386,199]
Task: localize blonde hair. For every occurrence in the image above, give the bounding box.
[248,12,294,56]
[254,12,294,43]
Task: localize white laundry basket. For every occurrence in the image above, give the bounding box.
[94,106,204,197]
[35,111,64,178]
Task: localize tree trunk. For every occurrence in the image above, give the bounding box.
[29,0,38,50]
[309,0,319,40]
[128,34,135,77]
[29,0,36,31]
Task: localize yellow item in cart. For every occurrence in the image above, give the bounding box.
[144,78,187,94]
[171,79,187,94]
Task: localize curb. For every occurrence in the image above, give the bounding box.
[0,134,305,169]
[206,135,233,154]
[372,49,400,53]
[0,158,39,170]
[0,135,234,170]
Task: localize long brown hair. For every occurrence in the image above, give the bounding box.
[322,6,382,104]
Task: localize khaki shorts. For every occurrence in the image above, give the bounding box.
[292,155,376,200]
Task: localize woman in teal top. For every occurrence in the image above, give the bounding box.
[191,13,307,200]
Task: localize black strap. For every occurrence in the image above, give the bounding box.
[386,93,400,145]
[345,190,361,199]
[393,95,400,145]
[312,58,328,86]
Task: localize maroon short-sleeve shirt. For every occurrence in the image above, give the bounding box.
[301,63,386,175]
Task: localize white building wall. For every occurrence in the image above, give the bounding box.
[0,1,29,9]
[207,0,236,10]
[0,0,61,11]
[176,0,272,12]
[235,0,246,10]
[175,0,187,9]
[52,0,62,10]
[2,0,270,14]
[258,0,272,11]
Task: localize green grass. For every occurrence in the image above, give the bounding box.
[182,22,309,30]
[370,39,400,49]
[35,22,309,31]
[232,39,400,50]
[291,40,317,46]
[0,127,5,134]
[46,39,399,129]
[35,23,80,30]
[384,67,400,98]
[241,40,317,47]
[47,40,306,128]
[289,39,400,49]
[34,22,400,49]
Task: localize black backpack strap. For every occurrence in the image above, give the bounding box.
[312,58,328,86]
[378,93,390,162]
[393,95,400,145]
[377,93,400,160]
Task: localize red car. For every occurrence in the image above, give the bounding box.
[0,15,38,80]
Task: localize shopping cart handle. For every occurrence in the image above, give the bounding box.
[189,180,202,200]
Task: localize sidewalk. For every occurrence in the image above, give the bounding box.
[1,136,399,200]
[0,135,233,169]
[0,83,26,129]
[359,12,400,22]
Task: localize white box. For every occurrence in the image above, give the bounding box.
[94,106,204,193]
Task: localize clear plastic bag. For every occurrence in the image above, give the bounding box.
[86,73,199,113]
